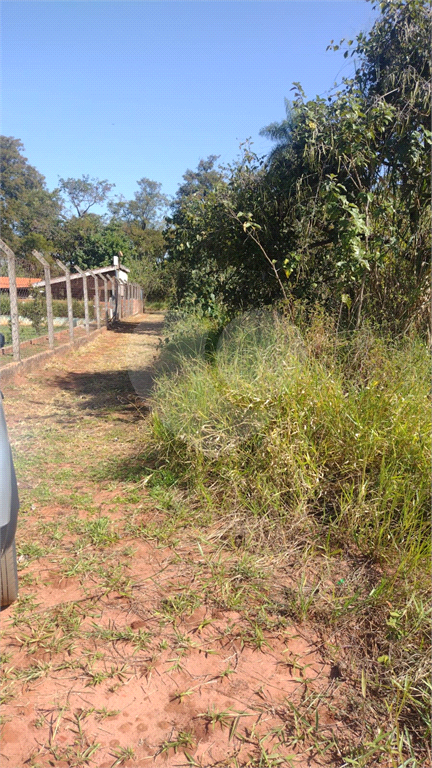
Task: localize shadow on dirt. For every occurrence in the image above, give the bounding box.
[49,366,155,418]
[45,316,165,416]
[110,317,165,336]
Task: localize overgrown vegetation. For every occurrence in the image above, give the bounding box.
[146,307,431,765]
[165,0,430,336]
[148,4,430,762]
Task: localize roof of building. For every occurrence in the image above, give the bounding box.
[0,277,41,289]
[32,263,130,288]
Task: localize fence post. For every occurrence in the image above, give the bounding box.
[75,266,90,333]
[89,271,101,329]
[99,274,109,327]
[0,239,20,362]
[108,276,116,321]
[55,258,74,343]
[117,279,123,319]
[32,250,54,350]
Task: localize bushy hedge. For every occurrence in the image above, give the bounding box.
[0,295,10,315]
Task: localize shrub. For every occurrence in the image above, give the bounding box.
[19,292,47,333]
[0,295,10,315]
[51,299,88,318]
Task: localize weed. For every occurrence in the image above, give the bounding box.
[158,590,201,620]
[172,689,195,703]
[16,541,45,563]
[110,746,135,766]
[160,730,195,754]
[197,706,248,733]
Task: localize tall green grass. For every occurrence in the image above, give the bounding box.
[147,308,431,764]
[153,310,429,554]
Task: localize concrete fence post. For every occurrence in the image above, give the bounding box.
[32,250,54,350]
[99,274,109,327]
[75,266,90,333]
[55,258,74,342]
[118,279,123,319]
[89,271,101,329]
[0,239,20,362]
[108,276,116,321]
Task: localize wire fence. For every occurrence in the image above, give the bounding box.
[0,239,144,366]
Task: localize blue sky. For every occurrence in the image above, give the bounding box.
[1,1,378,211]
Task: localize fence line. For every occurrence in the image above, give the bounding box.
[55,259,74,343]
[0,239,144,365]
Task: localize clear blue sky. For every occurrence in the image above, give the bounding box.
[1,1,378,212]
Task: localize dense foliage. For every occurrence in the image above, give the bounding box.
[0,137,62,263]
[165,0,431,334]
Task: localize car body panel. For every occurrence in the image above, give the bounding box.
[0,396,19,552]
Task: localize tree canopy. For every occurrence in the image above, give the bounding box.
[164,0,431,333]
[58,175,115,218]
[0,136,62,259]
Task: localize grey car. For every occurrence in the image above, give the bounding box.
[0,392,19,606]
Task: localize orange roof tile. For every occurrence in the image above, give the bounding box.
[0,277,40,289]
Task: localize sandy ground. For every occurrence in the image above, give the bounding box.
[0,315,344,768]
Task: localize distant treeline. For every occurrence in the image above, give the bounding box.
[0,144,172,301]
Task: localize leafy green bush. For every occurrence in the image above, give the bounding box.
[0,295,10,315]
[51,299,87,318]
[19,292,47,333]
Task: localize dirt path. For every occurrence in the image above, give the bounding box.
[0,315,335,768]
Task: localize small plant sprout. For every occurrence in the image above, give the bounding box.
[160,730,195,754]
[172,688,194,703]
[110,745,135,766]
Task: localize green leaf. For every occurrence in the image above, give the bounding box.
[341,293,352,309]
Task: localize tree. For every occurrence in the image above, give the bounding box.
[0,136,62,258]
[109,178,169,229]
[165,0,430,333]
[108,178,170,300]
[58,175,114,217]
[258,0,431,329]
[54,215,135,270]
[173,155,222,203]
